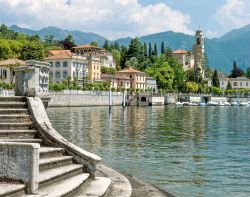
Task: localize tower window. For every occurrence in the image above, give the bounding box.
[197,38,201,45]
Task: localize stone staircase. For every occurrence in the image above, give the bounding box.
[0,97,111,197]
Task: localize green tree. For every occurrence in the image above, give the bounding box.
[21,41,45,61]
[143,42,147,58]
[111,49,121,70]
[161,41,165,54]
[0,39,12,59]
[212,70,220,87]
[152,43,158,56]
[229,61,244,78]
[103,40,109,50]
[226,81,232,90]
[114,41,120,51]
[246,67,250,79]
[126,38,144,63]
[185,82,199,93]
[148,43,152,57]
[90,41,98,47]
[125,57,138,68]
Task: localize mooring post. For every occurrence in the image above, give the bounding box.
[122,91,126,108]
[109,88,112,113]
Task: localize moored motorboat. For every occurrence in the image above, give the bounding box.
[207,101,219,106]
[239,102,249,106]
[199,102,206,106]
[223,101,231,106]
[231,101,239,106]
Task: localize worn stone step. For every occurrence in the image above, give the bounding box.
[0,102,27,109]
[0,96,26,102]
[0,109,28,115]
[39,156,74,171]
[39,146,64,158]
[0,115,31,123]
[39,164,84,187]
[0,130,37,139]
[0,122,33,130]
[38,173,90,197]
[75,177,112,197]
[0,183,26,197]
[0,138,42,143]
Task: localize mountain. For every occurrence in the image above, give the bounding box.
[10,25,108,46]
[9,25,250,73]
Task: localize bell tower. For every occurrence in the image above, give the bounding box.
[193,27,205,79]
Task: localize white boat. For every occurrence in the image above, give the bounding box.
[239,102,249,106]
[223,102,231,106]
[199,102,206,106]
[231,101,239,106]
[218,102,225,106]
[176,102,183,106]
[207,101,219,106]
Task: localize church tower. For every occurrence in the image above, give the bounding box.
[192,27,205,79]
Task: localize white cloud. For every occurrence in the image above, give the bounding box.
[0,0,192,39]
[215,0,250,30]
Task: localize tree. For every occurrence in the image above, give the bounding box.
[143,42,147,58]
[185,82,199,93]
[114,42,120,51]
[103,40,109,50]
[226,81,232,90]
[161,41,165,54]
[125,57,138,68]
[126,38,144,63]
[152,43,158,56]
[229,61,244,78]
[246,67,250,79]
[111,49,121,70]
[148,43,152,57]
[212,70,220,87]
[21,41,45,61]
[90,41,98,47]
[58,34,76,50]
[45,35,55,46]
[0,39,12,60]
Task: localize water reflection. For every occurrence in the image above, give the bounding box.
[47,106,250,197]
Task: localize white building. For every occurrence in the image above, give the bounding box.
[100,49,116,68]
[171,49,194,71]
[45,50,88,83]
[207,77,250,90]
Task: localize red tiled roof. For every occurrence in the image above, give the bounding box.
[0,59,26,66]
[46,50,72,60]
[117,67,146,74]
[101,73,131,80]
[72,45,102,50]
[172,49,188,54]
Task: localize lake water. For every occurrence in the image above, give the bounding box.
[47,106,250,197]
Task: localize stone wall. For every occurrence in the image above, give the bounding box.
[49,92,123,107]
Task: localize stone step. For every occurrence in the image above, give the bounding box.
[0,130,37,139]
[0,109,28,115]
[0,122,33,130]
[0,115,31,123]
[75,177,112,197]
[39,156,74,171]
[0,96,26,102]
[39,146,64,158]
[0,183,26,197]
[0,138,42,143]
[39,164,84,187]
[0,102,27,109]
[38,173,90,197]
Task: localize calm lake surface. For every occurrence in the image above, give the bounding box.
[47,106,250,197]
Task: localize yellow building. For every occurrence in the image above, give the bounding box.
[72,45,101,81]
[0,59,26,84]
[117,67,147,90]
[101,73,131,89]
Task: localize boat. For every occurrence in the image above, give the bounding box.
[199,102,206,106]
[176,102,183,106]
[223,101,231,106]
[239,102,249,106]
[218,101,225,106]
[231,101,239,106]
[207,101,219,106]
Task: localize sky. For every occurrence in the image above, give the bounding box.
[0,0,250,40]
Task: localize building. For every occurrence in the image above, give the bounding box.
[207,77,250,90]
[45,50,88,83]
[100,49,116,68]
[0,59,26,84]
[117,67,147,90]
[171,49,194,71]
[101,73,131,89]
[146,77,157,92]
[72,45,102,81]
[192,28,205,79]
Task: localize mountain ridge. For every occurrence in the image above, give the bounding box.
[9,24,250,73]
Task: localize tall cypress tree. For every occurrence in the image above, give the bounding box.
[143,42,148,58]
[103,40,109,50]
[212,70,220,87]
[226,81,232,90]
[161,41,165,54]
[153,43,158,56]
[148,43,152,57]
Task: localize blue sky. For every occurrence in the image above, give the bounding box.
[0,0,249,39]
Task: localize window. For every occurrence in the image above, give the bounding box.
[73,71,76,77]
[240,82,242,86]
[130,75,132,78]
[0,69,7,79]
[55,62,60,67]
[63,71,68,78]
[233,82,237,86]
[63,62,68,67]
[49,62,53,67]
[221,81,224,85]
[55,71,61,78]
[246,82,248,86]
[49,71,53,78]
